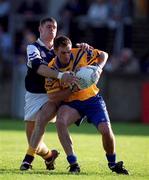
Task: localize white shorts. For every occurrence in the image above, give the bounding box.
[24,91,49,121]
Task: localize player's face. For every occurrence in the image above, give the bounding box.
[56,44,72,65]
[39,21,57,41]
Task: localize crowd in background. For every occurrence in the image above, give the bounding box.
[0,0,149,82]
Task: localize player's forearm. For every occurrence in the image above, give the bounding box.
[98,51,108,69]
[37,64,59,78]
[37,64,75,82]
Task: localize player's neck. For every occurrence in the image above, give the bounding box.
[40,37,53,49]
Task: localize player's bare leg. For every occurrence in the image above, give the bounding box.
[98,122,115,154]
[97,122,129,175]
[20,102,59,170]
[25,121,35,143]
[56,105,81,173]
[25,117,52,156]
[25,121,50,158]
[30,101,58,149]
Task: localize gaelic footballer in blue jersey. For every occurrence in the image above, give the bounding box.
[25,39,55,93]
[20,17,94,171]
[21,17,77,171]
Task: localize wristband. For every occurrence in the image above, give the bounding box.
[57,72,64,79]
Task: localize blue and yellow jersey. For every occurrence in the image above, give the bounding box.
[45,48,102,101]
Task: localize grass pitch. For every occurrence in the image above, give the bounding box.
[0,118,149,180]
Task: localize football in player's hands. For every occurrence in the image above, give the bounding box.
[75,65,101,90]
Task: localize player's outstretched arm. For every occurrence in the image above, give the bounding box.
[27,44,77,83]
[37,65,78,84]
[37,64,59,78]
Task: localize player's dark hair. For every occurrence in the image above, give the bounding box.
[54,35,72,49]
[40,17,57,26]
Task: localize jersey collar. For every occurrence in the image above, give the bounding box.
[37,38,53,50]
[37,38,46,46]
[55,53,73,69]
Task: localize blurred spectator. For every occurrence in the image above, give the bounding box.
[0,24,11,60]
[59,0,82,35]
[0,0,10,31]
[17,0,43,16]
[108,0,133,28]
[59,0,89,43]
[87,0,109,27]
[76,0,111,50]
[134,0,149,18]
[16,28,36,67]
[86,0,109,50]
[0,24,12,79]
[16,0,44,34]
[140,50,149,73]
[105,48,140,74]
[108,0,134,54]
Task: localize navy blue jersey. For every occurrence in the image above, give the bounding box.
[25,39,55,93]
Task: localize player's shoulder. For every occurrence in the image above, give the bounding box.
[27,44,36,50]
[71,48,81,54]
[93,48,102,54]
[71,48,102,57]
[27,42,40,55]
[89,49,104,58]
[71,48,88,58]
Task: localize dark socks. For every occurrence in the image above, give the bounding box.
[67,155,77,164]
[106,153,116,167]
[23,154,34,164]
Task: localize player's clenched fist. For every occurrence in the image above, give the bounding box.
[60,71,78,84]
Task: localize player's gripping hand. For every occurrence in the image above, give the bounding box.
[69,82,81,92]
[76,43,94,51]
[58,71,78,84]
[90,65,103,84]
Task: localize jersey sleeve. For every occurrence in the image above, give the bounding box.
[86,49,102,66]
[26,44,44,72]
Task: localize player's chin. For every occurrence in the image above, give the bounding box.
[48,34,55,39]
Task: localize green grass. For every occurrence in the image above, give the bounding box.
[0,119,149,180]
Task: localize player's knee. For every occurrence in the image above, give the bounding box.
[35,114,49,129]
[99,123,113,137]
[56,116,68,128]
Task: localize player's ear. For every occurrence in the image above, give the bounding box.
[38,26,41,33]
[54,49,58,56]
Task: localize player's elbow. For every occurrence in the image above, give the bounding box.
[99,51,109,68]
[102,51,109,61]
